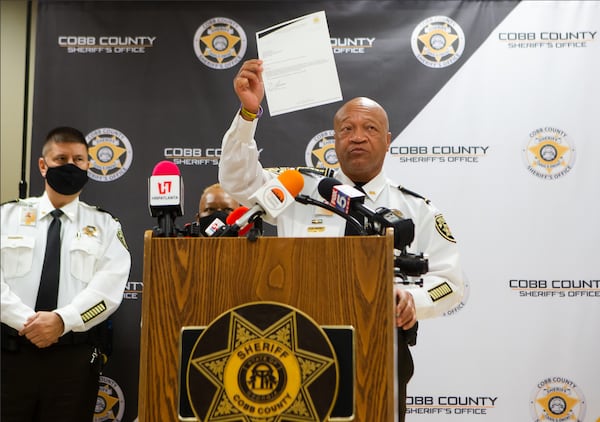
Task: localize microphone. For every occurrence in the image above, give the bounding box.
[225,207,255,236]
[294,194,367,235]
[202,211,228,236]
[318,177,371,228]
[148,160,184,237]
[318,177,415,249]
[180,211,228,237]
[215,169,304,236]
[329,184,367,215]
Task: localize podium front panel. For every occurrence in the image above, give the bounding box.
[139,232,395,421]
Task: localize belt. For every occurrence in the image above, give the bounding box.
[1,323,92,351]
[57,330,91,345]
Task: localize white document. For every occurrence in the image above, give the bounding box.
[256,11,342,116]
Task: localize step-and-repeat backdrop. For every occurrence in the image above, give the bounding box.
[29,1,599,421]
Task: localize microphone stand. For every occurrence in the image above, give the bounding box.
[246,215,263,242]
[295,194,368,235]
[153,210,179,237]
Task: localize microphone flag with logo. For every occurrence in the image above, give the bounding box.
[148,160,184,237]
[318,177,415,248]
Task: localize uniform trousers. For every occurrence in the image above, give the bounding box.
[1,332,100,422]
[397,328,415,422]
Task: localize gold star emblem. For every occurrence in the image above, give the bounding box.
[82,225,98,237]
[528,138,570,174]
[536,391,579,418]
[311,144,339,169]
[201,25,241,63]
[418,24,459,62]
[188,306,337,421]
[95,386,120,419]
[88,137,127,175]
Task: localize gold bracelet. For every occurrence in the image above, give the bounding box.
[240,106,263,121]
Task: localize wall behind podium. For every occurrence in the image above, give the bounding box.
[28,1,599,421]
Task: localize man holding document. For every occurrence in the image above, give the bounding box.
[219,54,464,420]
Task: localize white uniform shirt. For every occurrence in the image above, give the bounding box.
[1,192,131,333]
[219,114,464,319]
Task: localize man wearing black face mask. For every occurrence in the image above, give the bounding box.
[188,183,239,236]
[1,126,131,422]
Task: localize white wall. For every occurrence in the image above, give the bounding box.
[0,0,36,203]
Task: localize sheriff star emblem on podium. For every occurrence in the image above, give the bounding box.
[186,302,339,421]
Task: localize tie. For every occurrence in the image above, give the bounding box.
[35,209,63,311]
[345,184,366,236]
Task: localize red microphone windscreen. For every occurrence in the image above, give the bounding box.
[238,223,253,236]
[226,206,248,224]
[152,160,180,176]
[226,206,253,236]
[277,169,304,197]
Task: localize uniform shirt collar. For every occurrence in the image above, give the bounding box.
[40,191,79,222]
[333,170,387,201]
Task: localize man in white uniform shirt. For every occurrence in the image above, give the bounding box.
[219,59,464,421]
[1,126,131,421]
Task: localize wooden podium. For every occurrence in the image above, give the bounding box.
[138,230,396,421]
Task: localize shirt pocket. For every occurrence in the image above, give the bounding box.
[69,237,101,283]
[1,235,35,278]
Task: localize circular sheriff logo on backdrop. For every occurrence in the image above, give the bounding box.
[86,128,133,182]
[530,377,586,422]
[94,375,125,422]
[186,302,339,421]
[411,15,465,68]
[522,127,576,180]
[193,17,247,69]
[305,130,339,170]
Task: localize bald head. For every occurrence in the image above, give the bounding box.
[334,97,389,132]
[333,97,392,183]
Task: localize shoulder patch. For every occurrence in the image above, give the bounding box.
[434,213,456,243]
[117,227,129,250]
[397,186,430,204]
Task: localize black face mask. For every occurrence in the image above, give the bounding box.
[45,163,89,195]
[197,210,230,236]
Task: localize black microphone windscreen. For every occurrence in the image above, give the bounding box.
[317,177,342,201]
[393,218,416,250]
